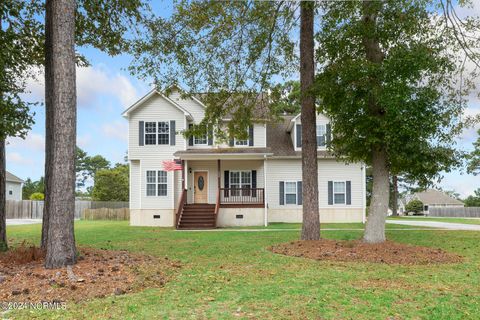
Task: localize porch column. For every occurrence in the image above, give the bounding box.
[264,157,268,227]
[181,160,185,190]
[217,159,221,190]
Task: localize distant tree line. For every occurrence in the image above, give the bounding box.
[22,146,128,202]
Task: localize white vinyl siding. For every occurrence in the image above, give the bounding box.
[5,181,22,200]
[266,159,363,209]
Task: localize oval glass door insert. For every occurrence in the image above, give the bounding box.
[198,176,205,191]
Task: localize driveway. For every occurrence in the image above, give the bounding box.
[6,219,42,226]
[387,219,480,231]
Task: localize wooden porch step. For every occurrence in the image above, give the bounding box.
[177,203,216,229]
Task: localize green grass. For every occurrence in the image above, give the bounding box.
[388,216,480,225]
[6,221,480,319]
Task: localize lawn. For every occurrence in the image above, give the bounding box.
[6,221,480,319]
[388,216,480,225]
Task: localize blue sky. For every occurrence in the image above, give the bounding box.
[5,1,480,198]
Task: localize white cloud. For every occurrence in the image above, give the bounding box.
[7,133,45,152]
[440,173,479,198]
[6,152,34,166]
[101,121,128,142]
[77,134,92,149]
[24,65,140,110]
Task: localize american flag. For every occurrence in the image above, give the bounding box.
[162,159,183,171]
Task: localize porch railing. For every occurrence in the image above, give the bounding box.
[220,188,264,206]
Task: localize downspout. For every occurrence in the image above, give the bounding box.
[264,154,268,227]
[362,163,366,224]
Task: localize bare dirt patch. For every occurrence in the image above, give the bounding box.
[0,244,181,303]
[269,240,463,265]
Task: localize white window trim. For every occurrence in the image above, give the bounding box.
[145,170,168,197]
[144,121,171,146]
[284,180,298,206]
[316,124,327,149]
[157,121,171,145]
[333,180,346,205]
[193,132,208,146]
[229,170,252,188]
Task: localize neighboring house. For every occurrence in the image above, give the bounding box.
[123,86,367,228]
[399,189,464,215]
[6,171,24,201]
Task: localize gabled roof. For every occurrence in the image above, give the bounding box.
[413,189,464,206]
[121,89,193,120]
[6,171,24,183]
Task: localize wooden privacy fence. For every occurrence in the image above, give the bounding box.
[429,207,480,218]
[6,200,129,220]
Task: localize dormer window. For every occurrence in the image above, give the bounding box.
[316,124,326,147]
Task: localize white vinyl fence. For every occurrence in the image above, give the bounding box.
[429,207,480,218]
[6,200,129,220]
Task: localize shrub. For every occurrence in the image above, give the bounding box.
[29,192,45,200]
[405,199,424,215]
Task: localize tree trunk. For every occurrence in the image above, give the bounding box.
[391,175,398,216]
[362,0,389,243]
[300,2,320,241]
[364,148,389,243]
[0,139,7,251]
[44,0,77,268]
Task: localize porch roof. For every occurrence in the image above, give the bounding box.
[174,148,273,160]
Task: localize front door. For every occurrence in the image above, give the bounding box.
[194,171,208,203]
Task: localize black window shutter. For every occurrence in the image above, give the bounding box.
[229,137,234,147]
[249,125,254,146]
[208,127,213,145]
[296,124,302,148]
[170,120,176,146]
[326,123,331,146]
[328,181,333,205]
[346,180,351,205]
[252,170,257,197]
[279,181,284,205]
[224,170,229,197]
[297,181,302,205]
[188,123,193,146]
[139,121,144,146]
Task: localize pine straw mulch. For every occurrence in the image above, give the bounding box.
[0,243,181,303]
[269,240,463,265]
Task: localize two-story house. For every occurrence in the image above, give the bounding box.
[123,86,366,228]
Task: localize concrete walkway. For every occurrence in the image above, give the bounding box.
[6,219,42,226]
[387,219,480,231]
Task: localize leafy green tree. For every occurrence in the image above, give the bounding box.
[22,177,45,199]
[29,192,45,200]
[0,0,43,251]
[405,199,424,215]
[464,189,480,207]
[92,164,129,201]
[75,146,110,189]
[314,0,478,243]
[467,129,480,175]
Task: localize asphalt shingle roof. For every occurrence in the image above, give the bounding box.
[6,171,24,183]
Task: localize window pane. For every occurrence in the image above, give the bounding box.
[235,139,248,146]
[230,172,240,184]
[158,171,167,183]
[158,122,169,145]
[158,184,167,196]
[194,134,207,145]
[334,182,345,193]
[316,125,326,136]
[145,122,156,133]
[285,182,296,193]
[146,171,156,183]
[286,194,297,204]
[145,134,156,145]
[146,184,156,196]
[241,171,251,184]
[334,193,345,204]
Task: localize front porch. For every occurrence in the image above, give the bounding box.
[175,156,267,229]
